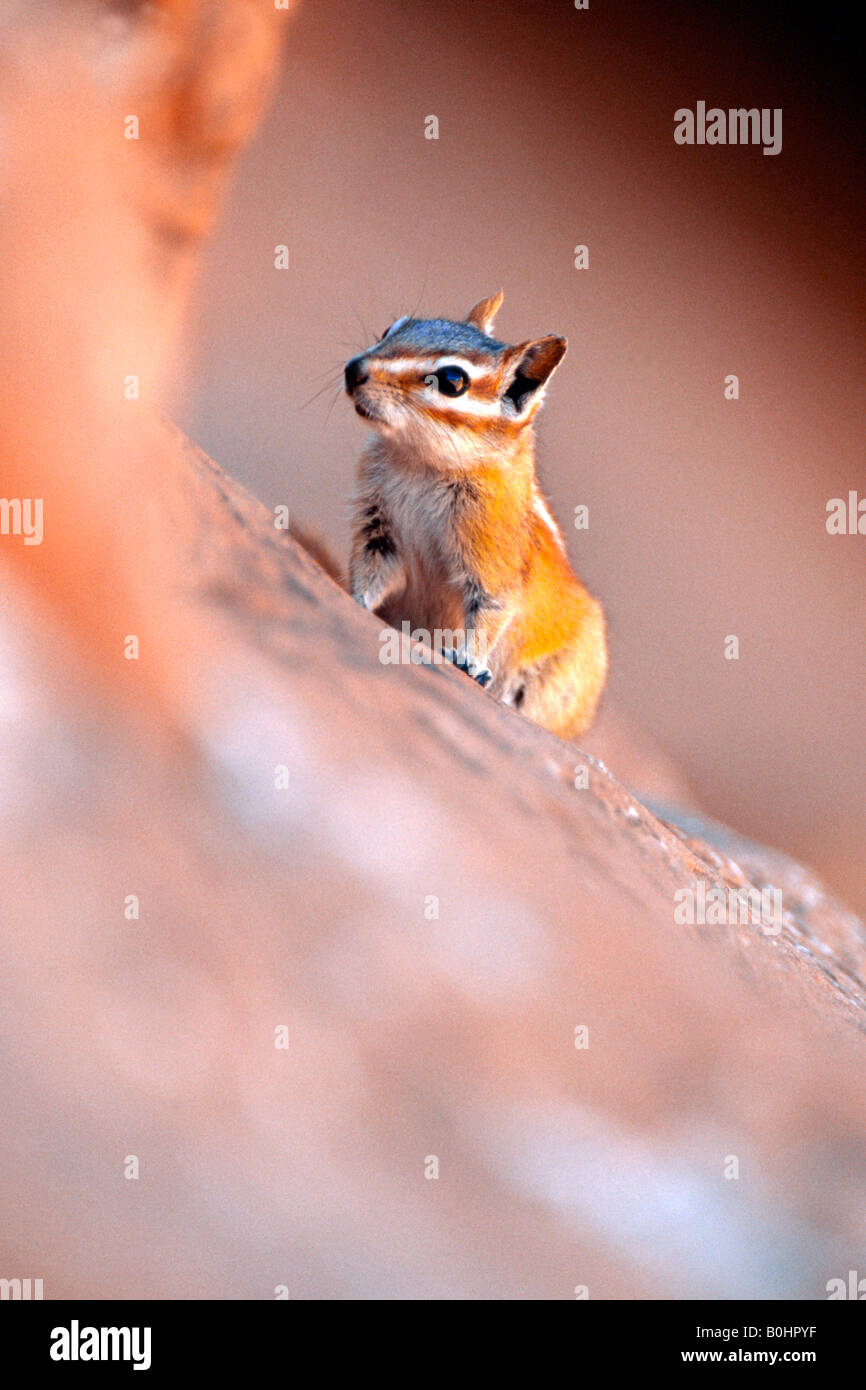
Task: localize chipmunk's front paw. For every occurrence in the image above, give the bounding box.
[442,646,493,687]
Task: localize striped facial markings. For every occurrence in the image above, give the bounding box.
[369,354,506,422]
[371,355,493,383]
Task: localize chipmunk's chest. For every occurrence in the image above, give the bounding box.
[379,469,478,563]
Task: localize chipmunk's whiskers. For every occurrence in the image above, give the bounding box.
[299,371,344,411]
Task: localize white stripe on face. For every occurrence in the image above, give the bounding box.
[373,355,495,384]
[430,357,494,384]
[424,391,503,419]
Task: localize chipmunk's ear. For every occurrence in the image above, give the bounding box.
[466,290,504,334]
[501,336,567,415]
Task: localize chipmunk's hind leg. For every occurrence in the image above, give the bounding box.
[515,627,608,740]
[501,678,527,710]
[516,661,591,739]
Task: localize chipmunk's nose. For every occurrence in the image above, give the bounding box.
[344,356,369,394]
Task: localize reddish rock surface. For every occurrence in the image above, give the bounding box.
[2,422,865,1299]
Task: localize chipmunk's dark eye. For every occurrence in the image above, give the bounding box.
[435,365,469,397]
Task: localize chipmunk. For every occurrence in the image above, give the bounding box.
[344,291,608,740]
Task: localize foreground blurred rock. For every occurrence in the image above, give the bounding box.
[0,0,864,1300]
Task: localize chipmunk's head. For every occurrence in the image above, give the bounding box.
[344,292,566,466]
